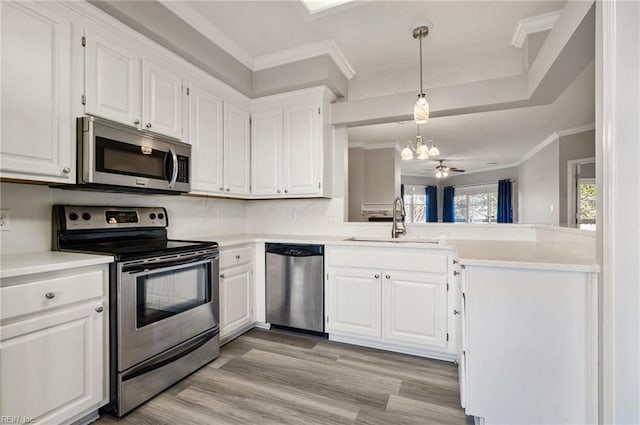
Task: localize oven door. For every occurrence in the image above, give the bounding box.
[117,250,219,371]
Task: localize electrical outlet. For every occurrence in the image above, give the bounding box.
[0,209,10,231]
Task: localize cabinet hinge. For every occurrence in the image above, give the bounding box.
[447,283,449,291]
[326,273,329,280]
[326,316,329,323]
[81,36,86,47]
[186,87,190,96]
[81,94,86,105]
[446,333,449,342]
[318,182,321,189]
[318,107,321,114]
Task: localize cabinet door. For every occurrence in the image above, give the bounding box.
[188,84,224,194]
[0,302,105,424]
[383,271,448,348]
[223,102,251,195]
[0,1,74,182]
[220,265,253,337]
[142,58,183,139]
[85,26,141,128]
[326,267,381,338]
[250,110,283,196]
[283,105,321,195]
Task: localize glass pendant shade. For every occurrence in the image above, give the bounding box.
[427,140,440,156]
[436,171,442,178]
[414,94,429,123]
[401,144,414,160]
[416,141,429,160]
[442,170,449,178]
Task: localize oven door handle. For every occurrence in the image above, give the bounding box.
[122,254,217,274]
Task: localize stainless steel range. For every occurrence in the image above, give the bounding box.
[53,205,219,417]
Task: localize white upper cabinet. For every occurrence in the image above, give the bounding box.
[84,27,184,139]
[188,84,224,193]
[223,102,251,195]
[284,105,321,195]
[84,26,141,129]
[251,110,283,195]
[142,58,183,139]
[0,1,75,183]
[250,87,335,198]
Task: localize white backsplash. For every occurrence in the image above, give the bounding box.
[0,182,245,254]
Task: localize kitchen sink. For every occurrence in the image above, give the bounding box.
[343,236,440,244]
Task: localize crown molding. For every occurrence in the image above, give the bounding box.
[348,141,397,150]
[253,39,355,80]
[556,123,595,137]
[159,1,255,69]
[516,132,559,166]
[511,10,562,48]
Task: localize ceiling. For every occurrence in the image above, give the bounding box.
[182,0,566,99]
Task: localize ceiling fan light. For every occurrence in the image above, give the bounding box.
[401,144,414,161]
[442,170,449,178]
[436,170,442,178]
[414,94,429,123]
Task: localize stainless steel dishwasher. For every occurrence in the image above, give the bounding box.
[266,243,324,333]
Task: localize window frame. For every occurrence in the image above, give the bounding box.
[453,183,498,224]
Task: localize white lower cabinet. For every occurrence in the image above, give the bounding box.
[384,271,448,348]
[0,265,109,425]
[219,245,255,341]
[326,268,382,338]
[325,245,456,360]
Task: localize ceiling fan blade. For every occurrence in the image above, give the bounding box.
[450,168,466,172]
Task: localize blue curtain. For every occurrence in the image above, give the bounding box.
[425,186,438,222]
[443,186,455,222]
[497,179,513,223]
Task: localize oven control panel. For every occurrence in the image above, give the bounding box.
[60,206,168,230]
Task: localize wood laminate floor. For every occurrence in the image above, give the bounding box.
[95,329,472,425]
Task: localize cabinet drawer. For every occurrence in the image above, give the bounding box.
[220,245,254,268]
[1,270,104,321]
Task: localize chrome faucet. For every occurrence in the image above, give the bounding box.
[391,196,407,238]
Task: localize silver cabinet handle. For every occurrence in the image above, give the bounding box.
[45,291,56,299]
[453,259,459,265]
[95,306,104,313]
[385,274,391,279]
[146,123,152,128]
[220,274,225,279]
[219,187,224,191]
[226,188,230,192]
[284,189,289,194]
[454,309,460,315]
[277,190,281,194]
[453,271,460,276]
[235,255,240,260]
[62,167,71,174]
[374,274,380,279]
[134,119,140,125]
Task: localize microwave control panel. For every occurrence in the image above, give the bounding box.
[177,156,189,183]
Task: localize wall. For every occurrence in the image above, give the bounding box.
[0,182,245,254]
[362,148,398,205]
[558,130,596,226]
[347,148,365,221]
[518,141,560,225]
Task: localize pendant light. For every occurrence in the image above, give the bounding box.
[427,140,440,156]
[413,25,430,124]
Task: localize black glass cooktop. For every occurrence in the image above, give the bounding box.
[62,239,218,261]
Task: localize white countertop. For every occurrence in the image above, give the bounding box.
[200,233,599,273]
[1,251,114,279]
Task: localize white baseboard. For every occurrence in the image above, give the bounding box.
[328,333,458,362]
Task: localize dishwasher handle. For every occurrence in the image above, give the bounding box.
[265,243,324,257]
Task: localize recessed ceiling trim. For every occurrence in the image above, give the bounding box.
[159,0,255,69]
[299,0,354,14]
[556,123,595,137]
[516,132,559,166]
[512,10,562,48]
[254,39,356,79]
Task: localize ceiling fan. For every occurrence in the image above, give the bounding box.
[435,160,465,178]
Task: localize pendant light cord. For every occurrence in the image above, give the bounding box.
[419,31,423,94]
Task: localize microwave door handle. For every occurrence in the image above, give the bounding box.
[168,147,178,188]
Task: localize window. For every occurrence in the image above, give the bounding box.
[578,180,596,231]
[403,186,426,223]
[454,184,498,224]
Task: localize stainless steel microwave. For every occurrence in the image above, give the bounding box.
[76,116,191,193]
